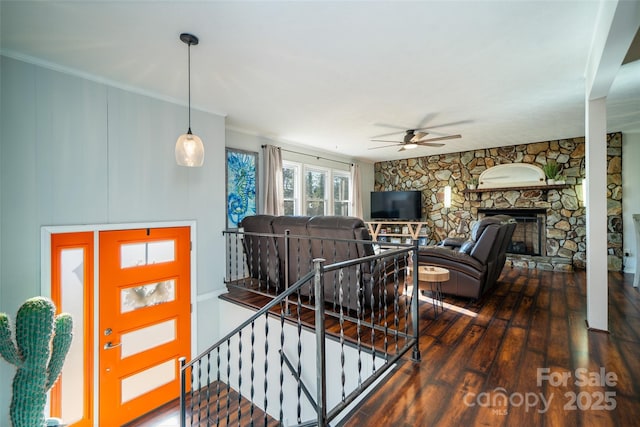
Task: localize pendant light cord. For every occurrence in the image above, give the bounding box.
[175,33,203,167]
[187,41,192,133]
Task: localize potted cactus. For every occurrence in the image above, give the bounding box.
[0,297,73,427]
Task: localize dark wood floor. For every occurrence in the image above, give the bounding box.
[130,268,640,426]
[124,383,279,427]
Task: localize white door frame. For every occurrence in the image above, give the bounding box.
[41,220,198,426]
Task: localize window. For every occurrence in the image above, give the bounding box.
[333,172,350,216]
[283,162,300,215]
[305,167,328,216]
[283,161,351,216]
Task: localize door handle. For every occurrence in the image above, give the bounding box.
[104,341,122,350]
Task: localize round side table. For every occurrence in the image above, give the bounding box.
[410,265,450,317]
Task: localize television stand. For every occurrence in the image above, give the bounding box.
[366,221,430,246]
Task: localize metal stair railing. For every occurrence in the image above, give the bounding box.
[179,231,420,426]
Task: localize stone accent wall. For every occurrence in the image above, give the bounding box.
[374,133,623,271]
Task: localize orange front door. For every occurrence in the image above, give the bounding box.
[98,227,191,426]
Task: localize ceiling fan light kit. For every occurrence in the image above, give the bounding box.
[175,32,205,167]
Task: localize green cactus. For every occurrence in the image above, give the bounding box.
[0,297,73,427]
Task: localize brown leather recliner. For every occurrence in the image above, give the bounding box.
[487,215,517,285]
[418,216,515,299]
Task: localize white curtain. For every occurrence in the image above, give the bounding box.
[350,163,364,219]
[263,144,284,215]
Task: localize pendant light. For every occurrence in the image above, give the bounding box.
[175,33,204,167]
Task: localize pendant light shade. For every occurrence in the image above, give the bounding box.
[176,131,204,167]
[176,33,204,167]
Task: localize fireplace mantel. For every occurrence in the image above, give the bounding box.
[463,183,569,201]
[463,183,569,193]
[478,207,547,215]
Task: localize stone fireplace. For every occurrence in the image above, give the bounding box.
[373,133,624,271]
[479,208,546,256]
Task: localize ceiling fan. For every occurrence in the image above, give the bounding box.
[369,128,462,151]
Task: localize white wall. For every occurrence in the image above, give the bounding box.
[0,59,374,422]
[623,132,640,274]
[0,56,227,422]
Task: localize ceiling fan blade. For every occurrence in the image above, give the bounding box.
[370,122,434,138]
[410,131,428,142]
[368,143,402,150]
[370,130,407,139]
[371,119,469,143]
[419,120,473,130]
[416,134,462,143]
[415,113,439,129]
[370,139,403,143]
[373,122,413,131]
[416,143,445,147]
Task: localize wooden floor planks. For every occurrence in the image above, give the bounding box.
[343,268,640,426]
[131,268,640,426]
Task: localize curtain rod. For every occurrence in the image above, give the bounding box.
[261,144,353,166]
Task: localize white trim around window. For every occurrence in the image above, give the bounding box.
[283,160,352,216]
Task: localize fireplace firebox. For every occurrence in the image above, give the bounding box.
[478,208,546,256]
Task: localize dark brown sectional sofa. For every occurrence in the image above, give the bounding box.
[239,215,404,311]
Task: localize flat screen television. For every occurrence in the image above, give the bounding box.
[370,191,422,220]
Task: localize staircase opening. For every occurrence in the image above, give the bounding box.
[177,228,421,426]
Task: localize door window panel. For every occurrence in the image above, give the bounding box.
[120,240,175,268]
[120,280,176,313]
[120,319,176,358]
[120,359,176,404]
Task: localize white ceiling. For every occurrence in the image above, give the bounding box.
[2,1,639,163]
